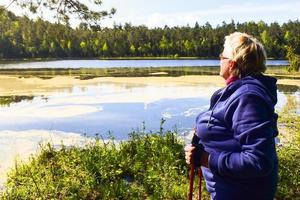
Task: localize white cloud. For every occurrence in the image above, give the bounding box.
[2,0,299,28]
[102,1,300,28]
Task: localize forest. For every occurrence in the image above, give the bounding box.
[1,7,300,59]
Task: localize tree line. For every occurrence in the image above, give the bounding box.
[1,8,300,59]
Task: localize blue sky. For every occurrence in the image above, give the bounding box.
[2,0,300,28]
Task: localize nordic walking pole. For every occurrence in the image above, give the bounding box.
[188,161,195,200]
[188,165,202,200]
[197,167,203,200]
[188,132,200,200]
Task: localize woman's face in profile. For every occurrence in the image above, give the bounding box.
[219,47,233,79]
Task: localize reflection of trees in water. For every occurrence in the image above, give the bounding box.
[277,93,299,146]
[281,94,298,118]
[276,84,299,116]
[0,67,220,80]
[277,84,299,94]
[0,96,34,106]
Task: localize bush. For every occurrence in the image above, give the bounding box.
[1,131,194,199]
[277,145,300,199]
[276,100,300,200]
[285,46,300,72]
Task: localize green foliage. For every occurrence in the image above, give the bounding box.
[276,118,300,199]
[277,145,300,199]
[276,95,300,199]
[4,0,116,28]
[1,130,195,199]
[1,8,300,59]
[159,36,170,56]
[130,44,136,55]
[285,46,300,72]
[102,42,109,55]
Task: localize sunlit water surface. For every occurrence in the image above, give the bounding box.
[0,59,288,69]
[0,81,298,138]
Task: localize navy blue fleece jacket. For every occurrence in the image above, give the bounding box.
[195,74,278,200]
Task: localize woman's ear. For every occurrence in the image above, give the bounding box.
[229,61,238,71]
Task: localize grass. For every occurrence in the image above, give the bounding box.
[0,118,212,200]
[1,130,192,199]
[276,95,300,199]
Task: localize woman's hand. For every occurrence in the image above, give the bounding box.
[184,144,210,168]
[184,144,195,165]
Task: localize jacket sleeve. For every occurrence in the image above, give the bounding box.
[208,93,277,178]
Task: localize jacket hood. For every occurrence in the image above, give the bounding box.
[206,74,278,130]
[226,74,278,106]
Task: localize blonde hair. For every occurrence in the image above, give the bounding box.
[224,32,267,77]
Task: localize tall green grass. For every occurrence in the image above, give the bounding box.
[276,95,300,199]
[1,130,197,199]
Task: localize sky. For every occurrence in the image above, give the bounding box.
[1,0,300,28]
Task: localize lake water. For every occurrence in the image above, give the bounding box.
[0,57,297,139]
[0,81,216,139]
[0,59,288,69]
[0,77,298,139]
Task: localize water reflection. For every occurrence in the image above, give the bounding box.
[0,81,298,139]
[0,95,34,106]
[0,82,216,139]
[277,84,300,93]
[0,129,87,186]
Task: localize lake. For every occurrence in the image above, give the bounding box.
[0,76,218,139]
[0,59,289,69]
[0,75,298,139]
[0,59,296,139]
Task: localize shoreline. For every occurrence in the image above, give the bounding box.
[0,75,225,96]
[0,57,288,62]
[0,57,214,62]
[0,74,299,96]
[0,75,300,96]
[0,129,93,189]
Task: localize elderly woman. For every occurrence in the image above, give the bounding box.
[185,32,278,200]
